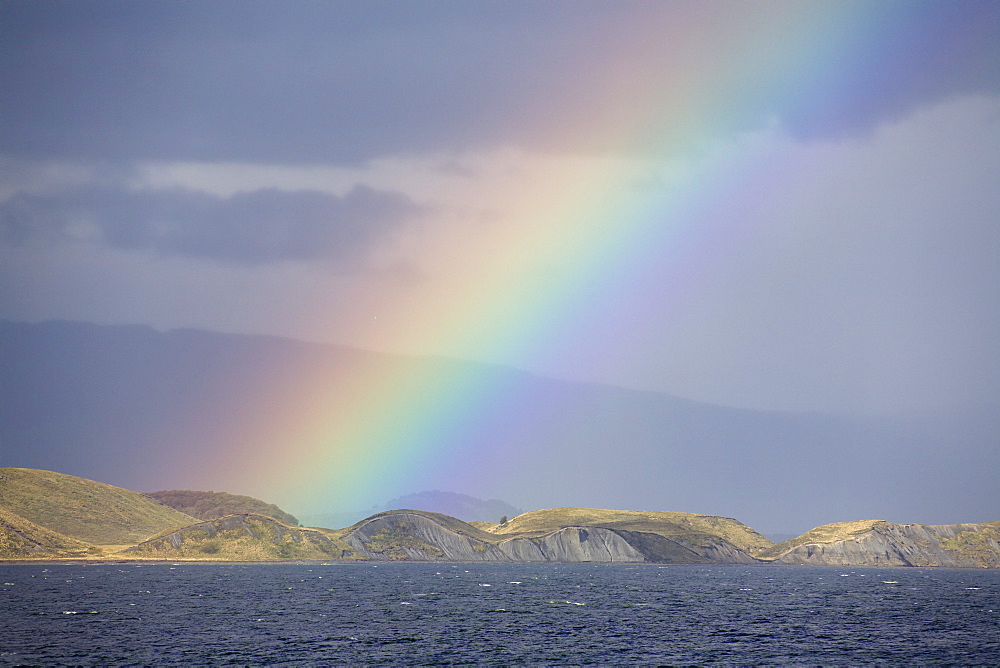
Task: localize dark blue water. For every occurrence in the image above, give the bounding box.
[1,563,997,666]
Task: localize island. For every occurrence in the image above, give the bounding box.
[2,468,997,568]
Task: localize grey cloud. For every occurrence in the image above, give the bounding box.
[0,184,421,265]
[777,3,1000,141]
[1,1,996,164]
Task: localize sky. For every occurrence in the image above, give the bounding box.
[1,0,999,533]
[2,0,999,416]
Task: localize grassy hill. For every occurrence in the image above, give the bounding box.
[491,507,773,554]
[0,507,99,559]
[127,513,352,560]
[145,490,299,525]
[0,468,196,545]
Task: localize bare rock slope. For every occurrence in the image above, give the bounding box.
[761,520,1000,567]
[341,509,763,563]
[344,511,1000,567]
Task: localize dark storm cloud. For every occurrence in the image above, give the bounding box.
[777,2,1000,141]
[1,0,997,164]
[0,184,421,264]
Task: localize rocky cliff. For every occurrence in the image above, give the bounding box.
[498,527,648,562]
[344,512,651,562]
[343,511,507,561]
[340,510,760,563]
[490,508,772,553]
[763,521,1000,567]
[5,468,998,567]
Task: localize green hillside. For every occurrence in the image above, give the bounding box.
[127,513,351,560]
[0,468,197,545]
[0,507,99,559]
[146,490,299,525]
[492,507,773,554]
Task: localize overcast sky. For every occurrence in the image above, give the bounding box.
[2,0,998,414]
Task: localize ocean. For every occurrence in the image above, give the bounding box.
[1,562,996,666]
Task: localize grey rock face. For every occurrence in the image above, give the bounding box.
[315,510,1000,568]
[345,514,648,562]
[342,511,761,563]
[343,513,509,561]
[497,527,647,563]
[774,522,1000,567]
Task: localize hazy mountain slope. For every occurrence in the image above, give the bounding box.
[2,320,997,534]
[760,520,1000,567]
[0,507,97,559]
[379,491,522,523]
[0,468,196,544]
[146,490,299,525]
[299,491,522,529]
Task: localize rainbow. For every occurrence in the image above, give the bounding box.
[176,2,965,514]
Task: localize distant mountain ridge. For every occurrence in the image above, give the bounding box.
[380,491,522,523]
[300,491,523,529]
[2,319,997,535]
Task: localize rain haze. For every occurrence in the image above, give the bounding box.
[1,0,997,535]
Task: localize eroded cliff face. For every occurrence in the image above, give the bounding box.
[612,529,760,564]
[772,522,1000,568]
[111,504,1000,568]
[343,513,510,562]
[497,527,647,563]
[340,511,757,563]
[345,515,649,563]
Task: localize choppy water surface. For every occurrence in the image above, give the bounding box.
[1,563,997,666]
